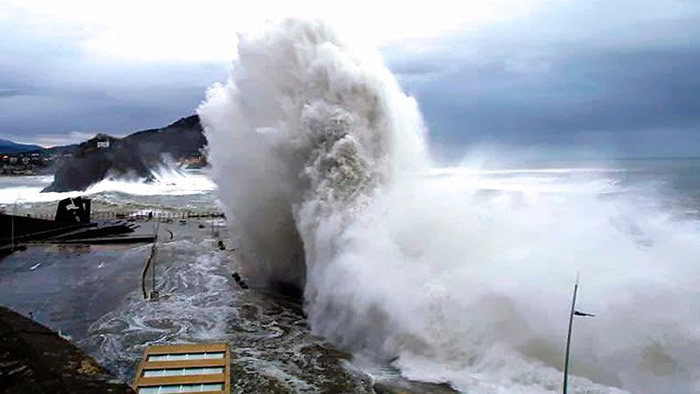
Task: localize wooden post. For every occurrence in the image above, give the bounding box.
[150,221,160,301]
[11,199,18,250]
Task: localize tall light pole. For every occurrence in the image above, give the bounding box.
[563,274,594,394]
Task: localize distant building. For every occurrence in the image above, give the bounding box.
[97,141,110,149]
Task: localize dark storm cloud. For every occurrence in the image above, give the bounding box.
[385,0,700,158]
[412,48,700,136]
[0,21,227,145]
[0,88,23,98]
[1,65,224,145]
[2,0,700,157]
[388,60,444,77]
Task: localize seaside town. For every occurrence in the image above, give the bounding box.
[0,150,64,176]
[1,137,206,176]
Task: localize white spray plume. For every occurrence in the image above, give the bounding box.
[199,19,700,393]
[199,19,428,288]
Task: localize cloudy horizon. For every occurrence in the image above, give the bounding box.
[1,0,699,159]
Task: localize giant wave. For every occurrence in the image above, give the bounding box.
[199,19,700,393]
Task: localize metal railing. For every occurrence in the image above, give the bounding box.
[21,211,225,221]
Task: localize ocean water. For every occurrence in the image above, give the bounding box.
[0,167,218,216]
[1,159,698,215]
[1,158,699,210]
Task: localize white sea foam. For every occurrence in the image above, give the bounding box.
[0,168,216,205]
[426,167,628,176]
[200,19,700,393]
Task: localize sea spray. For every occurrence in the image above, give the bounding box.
[199,19,428,290]
[0,166,216,205]
[200,19,700,393]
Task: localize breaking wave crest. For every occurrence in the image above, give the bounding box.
[0,167,215,205]
[199,19,700,393]
[200,19,427,289]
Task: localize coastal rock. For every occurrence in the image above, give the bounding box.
[43,115,206,193]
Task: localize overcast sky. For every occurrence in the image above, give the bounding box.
[1,0,699,159]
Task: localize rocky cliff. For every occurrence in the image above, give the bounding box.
[43,115,205,192]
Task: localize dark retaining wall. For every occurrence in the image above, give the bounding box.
[0,306,134,394]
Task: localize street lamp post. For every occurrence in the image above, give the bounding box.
[563,274,595,394]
